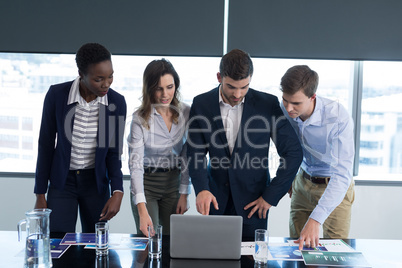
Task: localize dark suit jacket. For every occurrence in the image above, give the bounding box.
[34,80,127,195]
[187,86,302,225]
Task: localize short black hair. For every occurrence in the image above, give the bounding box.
[219,49,253,80]
[75,43,111,74]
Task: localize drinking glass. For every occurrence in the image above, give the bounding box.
[95,222,109,256]
[148,225,162,259]
[254,229,268,264]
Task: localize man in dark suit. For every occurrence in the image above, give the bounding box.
[187,49,303,237]
[34,43,126,233]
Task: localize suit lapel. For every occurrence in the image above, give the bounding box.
[210,87,231,156]
[98,104,108,151]
[232,89,256,154]
[63,103,77,144]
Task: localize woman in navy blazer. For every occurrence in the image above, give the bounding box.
[34,43,127,232]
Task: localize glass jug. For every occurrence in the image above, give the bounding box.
[18,208,52,268]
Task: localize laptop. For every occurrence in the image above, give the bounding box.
[170,258,241,268]
[170,214,243,260]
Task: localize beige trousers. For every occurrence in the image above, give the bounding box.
[289,169,355,239]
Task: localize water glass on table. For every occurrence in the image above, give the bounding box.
[254,229,268,264]
[95,255,109,268]
[95,222,109,256]
[149,258,161,268]
[148,225,162,259]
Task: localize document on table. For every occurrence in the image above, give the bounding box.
[84,236,149,251]
[291,239,355,252]
[241,242,255,255]
[17,239,71,259]
[241,241,328,259]
[268,239,355,261]
[50,239,70,259]
[110,237,148,250]
[301,251,371,267]
[242,239,356,261]
[60,233,96,245]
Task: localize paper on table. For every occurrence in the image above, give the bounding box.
[111,237,148,250]
[84,236,149,251]
[301,251,371,267]
[287,239,355,252]
[16,239,71,259]
[50,239,70,259]
[268,242,327,261]
[60,233,96,245]
[241,242,255,255]
[267,239,356,261]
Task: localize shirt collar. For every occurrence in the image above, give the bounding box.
[295,96,322,126]
[67,77,108,106]
[152,107,159,115]
[218,85,245,108]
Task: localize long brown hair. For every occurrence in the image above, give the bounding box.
[137,59,181,129]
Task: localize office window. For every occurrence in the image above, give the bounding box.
[361,141,383,150]
[22,117,33,131]
[112,55,221,174]
[398,116,402,132]
[252,58,354,109]
[0,153,18,161]
[22,136,33,150]
[22,154,33,160]
[0,134,19,149]
[0,116,19,130]
[251,58,354,173]
[0,52,220,174]
[360,157,383,166]
[358,61,402,179]
[2,52,401,182]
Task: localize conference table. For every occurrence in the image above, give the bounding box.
[2,231,402,268]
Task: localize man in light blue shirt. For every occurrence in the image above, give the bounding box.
[280,65,355,250]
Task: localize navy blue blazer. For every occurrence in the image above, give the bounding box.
[187,87,303,225]
[34,80,127,195]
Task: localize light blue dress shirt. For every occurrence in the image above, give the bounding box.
[281,96,355,224]
[128,103,191,205]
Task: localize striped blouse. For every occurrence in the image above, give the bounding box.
[67,77,108,170]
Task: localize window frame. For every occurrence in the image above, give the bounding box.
[0,57,401,186]
[1,0,401,185]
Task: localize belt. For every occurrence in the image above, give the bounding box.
[302,170,330,184]
[143,166,179,173]
[69,168,95,175]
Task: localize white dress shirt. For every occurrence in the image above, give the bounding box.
[128,103,191,205]
[281,96,355,224]
[219,89,244,154]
